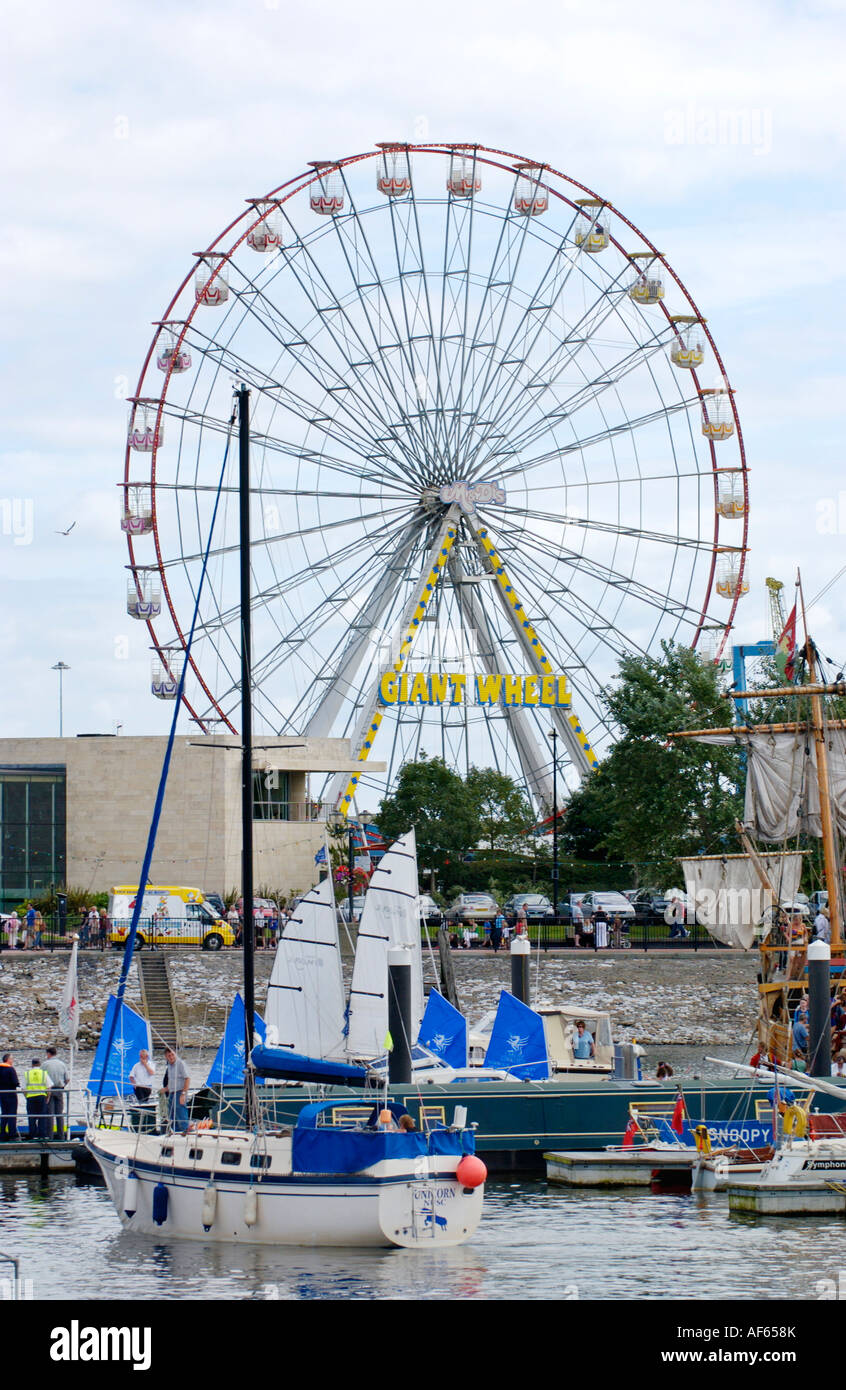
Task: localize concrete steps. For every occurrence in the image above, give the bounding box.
[136,952,181,1051]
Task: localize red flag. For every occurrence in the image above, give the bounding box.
[777,605,797,682]
[622,1118,638,1149]
[670,1093,685,1135]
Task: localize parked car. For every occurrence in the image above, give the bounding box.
[503,893,554,923]
[627,887,670,924]
[445,893,501,924]
[418,894,443,927]
[578,891,636,921]
[338,894,367,924]
[204,893,227,919]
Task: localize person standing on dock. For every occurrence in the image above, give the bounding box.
[44,1045,69,1141]
[24,1058,51,1140]
[5,913,19,951]
[0,1053,20,1141]
[161,1047,190,1133]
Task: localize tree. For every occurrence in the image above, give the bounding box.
[377,755,480,880]
[465,767,534,851]
[563,642,743,882]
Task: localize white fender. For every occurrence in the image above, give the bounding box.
[200,1182,217,1231]
[122,1174,139,1218]
[244,1187,258,1228]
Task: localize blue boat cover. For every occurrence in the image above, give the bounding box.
[205,993,267,1086]
[484,990,549,1080]
[417,989,467,1068]
[87,995,151,1097]
[291,1100,472,1173]
[250,1044,369,1087]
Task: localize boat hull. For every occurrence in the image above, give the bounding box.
[84,1130,483,1249]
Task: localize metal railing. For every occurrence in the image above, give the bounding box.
[439,917,724,951]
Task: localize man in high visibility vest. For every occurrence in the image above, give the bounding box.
[24,1058,51,1141]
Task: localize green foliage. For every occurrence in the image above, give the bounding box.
[562,641,743,883]
[465,766,534,850]
[377,754,481,879]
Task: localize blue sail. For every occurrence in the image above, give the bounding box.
[418,989,467,1069]
[484,991,549,1080]
[206,993,267,1086]
[87,995,151,1097]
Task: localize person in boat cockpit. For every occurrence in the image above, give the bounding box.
[573,1021,595,1060]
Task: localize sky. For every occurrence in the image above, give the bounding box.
[2,0,845,753]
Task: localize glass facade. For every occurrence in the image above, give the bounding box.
[0,766,66,911]
[252,769,291,821]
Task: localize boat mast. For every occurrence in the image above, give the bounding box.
[238,385,257,1110]
[798,574,843,952]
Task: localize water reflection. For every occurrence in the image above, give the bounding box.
[2,1175,846,1301]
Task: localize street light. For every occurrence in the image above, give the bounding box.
[547,727,559,921]
[51,662,70,737]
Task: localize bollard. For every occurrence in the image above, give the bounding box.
[510,935,531,1007]
[808,938,831,1078]
[387,947,412,1085]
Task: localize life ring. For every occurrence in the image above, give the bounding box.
[783,1104,808,1138]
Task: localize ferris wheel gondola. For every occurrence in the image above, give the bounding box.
[122,142,748,815]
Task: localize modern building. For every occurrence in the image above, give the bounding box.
[0,736,384,912]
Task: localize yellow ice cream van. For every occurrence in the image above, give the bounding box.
[108,886,235,950]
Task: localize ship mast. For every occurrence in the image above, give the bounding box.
[798,575,843,951]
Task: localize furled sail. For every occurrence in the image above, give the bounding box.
[680,852,804,949]
[689,730,846,841]
[346,829,424,1061]
[265,874,347,1061]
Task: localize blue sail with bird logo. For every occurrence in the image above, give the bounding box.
[87,995,151,1097]
[417,989,467,1068]
[484,990,549,1080]
[206,992,267,1085]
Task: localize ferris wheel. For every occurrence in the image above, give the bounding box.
[123,142,748,816]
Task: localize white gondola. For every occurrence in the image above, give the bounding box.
[194,255,229,307]
[156,325,192,375]
[376,144,412,198]
[513,163,548,216]
[127,403,162,452]
[716,472,747,519]
[446,150,481,198]
[127,574,162,620]
[120,485,153,537]
[309,162,344,215]
[669,315,705,368]
[628,254,664,304]
[715,555,748,600]
[151,654,183,699]
[246,201,283,253]
[574,198,609,253]
[701,389,735,441]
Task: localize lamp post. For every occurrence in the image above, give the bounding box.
[548,728,559,922]
[51,661,70,737]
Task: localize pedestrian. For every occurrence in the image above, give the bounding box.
[461,926,473,950]
[160,1047,190,1133]
[34,909,44,949]
[86,906,99,948]
[129,1048,155,1102]
[24,1057,51,1140]
[594,907,609,949]
[98,908,110,951]
[5,912,19,951]
[482,919,492,949]
[78,909,89,947]
[0,1052,20,1141]
[813,905,831,944]
[44,1045,69,1140]
[490,916,503,953]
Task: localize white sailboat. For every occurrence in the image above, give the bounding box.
[346,828,425,1062]
[265,874,347,1061]
[85,388,486,1249]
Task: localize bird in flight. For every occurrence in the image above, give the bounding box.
[55,522,77,536]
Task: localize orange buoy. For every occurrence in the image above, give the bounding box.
[456,1154,487,1188]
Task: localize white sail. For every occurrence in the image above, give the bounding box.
[680,853,804,949]
[346,829,424,1061]
[265,875,346,1060]
[689,730,846,841]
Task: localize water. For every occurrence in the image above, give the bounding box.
[3,1171,846,1302]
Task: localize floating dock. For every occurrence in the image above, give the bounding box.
[0,1140,78,1174]
[545,1147,697,1187]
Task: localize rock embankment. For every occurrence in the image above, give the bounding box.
[0,945,759,1051]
